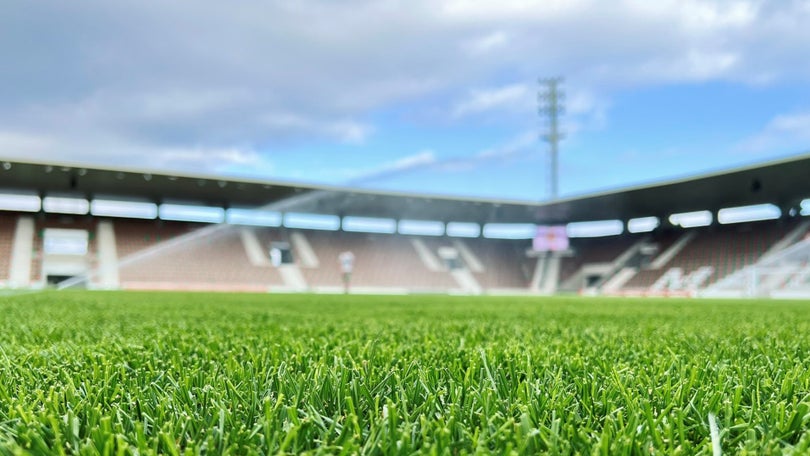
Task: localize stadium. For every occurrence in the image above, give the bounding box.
[4,1,810,454]
[1,154,809,298]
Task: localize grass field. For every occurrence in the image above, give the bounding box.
[1,292,810,455]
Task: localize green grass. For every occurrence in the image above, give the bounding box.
[1,292,810,455]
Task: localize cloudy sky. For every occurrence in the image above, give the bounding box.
[2,0,810,201]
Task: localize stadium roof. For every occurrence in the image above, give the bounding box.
[1,153,809,224]
[536,152,810,223]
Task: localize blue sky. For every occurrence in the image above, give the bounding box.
[2,1,810,201]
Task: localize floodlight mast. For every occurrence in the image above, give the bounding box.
[538,77,565,200]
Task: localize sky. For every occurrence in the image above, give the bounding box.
[2,0,810,202]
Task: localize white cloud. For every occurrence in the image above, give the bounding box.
[0,126,266,175]
[452,84,532,118]
[770,113,810,132]
[440,0,585,22]
[348,150,438,185]
[451,83,609,137]
[323,121,374,145]
[0,131,53,156]
[155,146,264,170]
[342,132,541,187]
[631,50,741,84]
[564,89,611,133]
[391,150,438,170]
[393,132,541,176]
[261,113,373,144]
[1,0,810,174]
[737,112,810,153]
[463,31,510,55]
[131,89,249,121]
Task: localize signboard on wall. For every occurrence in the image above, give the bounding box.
[43,229,89,256]
[533,225,569,252]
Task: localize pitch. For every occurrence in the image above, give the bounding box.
[1,292,809,454]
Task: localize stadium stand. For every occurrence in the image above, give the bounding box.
[558,236,639,291]
[703,221,810,298]
[297,230,457,292]
[0,204,807,296]
[0,209,808,296]
[113,219,194,260]
[1,155,810,297]
[0,213,17,283]
[621,231,687,290]
[115,220,285,292]
[466,238,535,291]
[621,220,796,293]
[111,223,540,293]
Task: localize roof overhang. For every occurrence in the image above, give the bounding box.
[531,151,810,223]
[1,152,809,224]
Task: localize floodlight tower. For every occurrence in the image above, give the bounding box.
[538,77,565,200]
